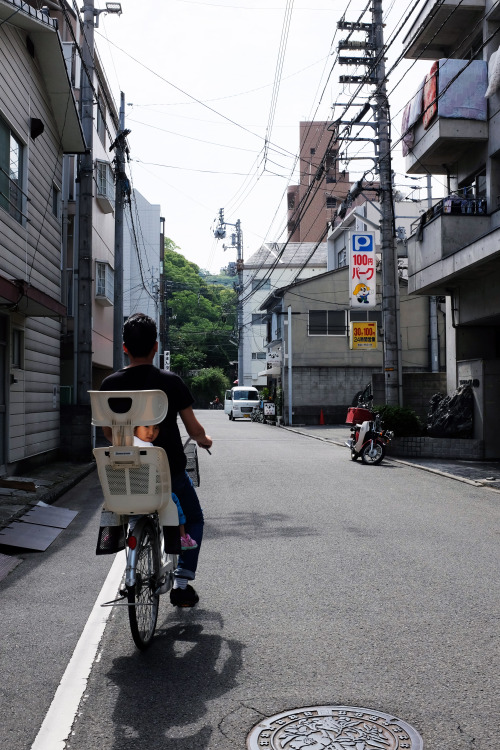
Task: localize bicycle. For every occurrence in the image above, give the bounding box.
[102,512,177,649]
[251,406,265,423]
[90,389,184,650]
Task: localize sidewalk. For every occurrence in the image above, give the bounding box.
[281,423,500,492]
[0,460,96,533]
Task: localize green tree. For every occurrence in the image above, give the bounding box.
[163,239,237,377]
[186,367,230,408]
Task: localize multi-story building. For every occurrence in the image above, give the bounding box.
[242,242,327,387]
[242,120,376,389]
[286,121,357,243]
[259,266,445,425]
[255,197,445,424]
[123,189,162,339]
[56,22,119,394]
[401,0,500,456]
[0,0,84,471]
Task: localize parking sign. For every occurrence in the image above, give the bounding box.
[350,232,376,308]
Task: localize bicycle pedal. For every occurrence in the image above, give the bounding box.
[156,575,170,595]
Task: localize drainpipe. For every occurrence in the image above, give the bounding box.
[428,175,440,372]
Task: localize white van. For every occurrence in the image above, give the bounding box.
[224,386,260,421]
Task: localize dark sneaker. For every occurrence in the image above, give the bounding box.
[170,584,199,608]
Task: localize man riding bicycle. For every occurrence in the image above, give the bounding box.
[100,313,212,608]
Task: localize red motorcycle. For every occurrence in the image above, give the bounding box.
[345,404,393,465]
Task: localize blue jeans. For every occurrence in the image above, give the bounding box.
[171,471,204,581]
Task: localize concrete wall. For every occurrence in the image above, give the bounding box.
[287,365,377,424]
[373,372,447,422]
[287,369,447,426]
[388,437,483,460]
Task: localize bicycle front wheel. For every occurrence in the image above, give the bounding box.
[127,518,160,650]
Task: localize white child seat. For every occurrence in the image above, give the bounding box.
[90,390,179,527]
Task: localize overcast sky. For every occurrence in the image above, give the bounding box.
[95,0,432,273]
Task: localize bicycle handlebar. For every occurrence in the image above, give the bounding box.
[183,437,211,454]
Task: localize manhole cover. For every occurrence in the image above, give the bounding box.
[247,705,423,749]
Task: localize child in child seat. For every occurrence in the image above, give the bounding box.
[133,424,198,551]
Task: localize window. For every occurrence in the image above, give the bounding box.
[326,195,337,209]
[350,310,383,334]
[310,147,316,155]
[96,161,115,213]
[338,248,347,268]
[233,390,259,401]
[309,310,346,336]
[96,161,114,199]
[252,313,266,325]
[252,352,266,359]
[326,175,336,184]
[95,261,114,306]
[325,148,337,170]
[0,117,24,223]
[475,170,486,199]
[252,279,271,291]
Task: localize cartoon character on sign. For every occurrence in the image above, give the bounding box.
[353,282,371,304]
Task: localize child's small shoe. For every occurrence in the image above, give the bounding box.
[180,534,198,550]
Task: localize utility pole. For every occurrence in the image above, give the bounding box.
[163,280,173,366]
[373,0,401,405]
[336,4,401,406]
[76,1,95,405]
[214,209,244,384]
[110,92,130,371]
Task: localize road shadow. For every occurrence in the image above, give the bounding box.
[106,608,244,749]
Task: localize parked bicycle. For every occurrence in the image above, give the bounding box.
[90,389,195,650]
[251,406,265,423]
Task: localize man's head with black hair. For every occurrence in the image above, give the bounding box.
[123,313,157,358]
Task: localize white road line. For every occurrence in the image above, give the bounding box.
[30,551,125,750]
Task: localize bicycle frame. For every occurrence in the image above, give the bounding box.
[125,513,176,593]
[125,515,154,588]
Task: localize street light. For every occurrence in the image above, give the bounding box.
[80,2,122,27]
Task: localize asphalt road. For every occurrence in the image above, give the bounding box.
[1,410,498,750]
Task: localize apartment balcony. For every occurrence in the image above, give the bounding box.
[402,59,488,175]
[407,197,492,295]
[403,0,485,60]
[405,117,488,175]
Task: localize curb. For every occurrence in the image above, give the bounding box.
[280,425,500,493]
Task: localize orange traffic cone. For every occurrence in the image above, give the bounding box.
[319,409,325,425]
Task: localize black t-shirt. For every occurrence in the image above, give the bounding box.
[100,365,194,476]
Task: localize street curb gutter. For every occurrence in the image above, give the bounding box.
[279,426,500,493]
[36,463,97,506]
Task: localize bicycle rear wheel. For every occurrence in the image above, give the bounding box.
[127,518,160,650]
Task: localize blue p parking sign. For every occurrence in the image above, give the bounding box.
[353,233,374,254]
[350,231,376,308]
